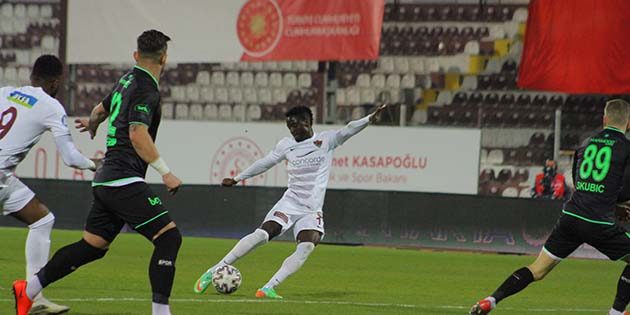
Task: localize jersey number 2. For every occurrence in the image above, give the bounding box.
[0,107,17,140]
[579,144,611,182]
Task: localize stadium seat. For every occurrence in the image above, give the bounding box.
[264,62,279,71]
[189,103,203,120]
[185,85,200,102]
[269,72,282,88]
[487,149,504,164]
[346,88,360,105]
[283,73,297,89]
[356,73,370,88]
[211,71,225,86]
[226,71,239,86]
[228,88,243,103]
[247,104,262,120]
[360,89,376,104]
[233,104,246,121]
[351,106,365,120]
[394,57,410,73]
[378,57,395,73]
[27,4,39,18]
[215,87,228,103]
[243,87,257,104]
[40,4,53,18]
[272,88,287,104]
[336,89,347,106]
[161,103,174,119]
[175,104,189,120]
[254,72,268,87]
[1,3,12,18]
[257,88,272,104]
[298,73,312,88]
[512,7,528,22]
[371,74,386,89]
[200,86,214,102]
[240,72,254,87]
[519,187,532,198]
[196,71,210,85]
[204,104,218,120]
[386,74,401,89]
[218,104,232,120]
[461,76,478,90]
[501,186,519,198]
[279,61,293,71]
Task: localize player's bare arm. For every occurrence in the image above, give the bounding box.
[129,124,182,194]
[75,102,109,139]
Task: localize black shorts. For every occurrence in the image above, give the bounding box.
[85,182,172,242]
[544,213,630,261]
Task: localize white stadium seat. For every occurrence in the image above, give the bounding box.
[214,87,229,103]
[196,71,210,85]
[27,4,39,18]
[346,88,360,106]
[298,73,312,88]
[257,89,272,104]
[401,74,415,89]
[218,104,233,120]
[243,88,257,104]
[360,89,375,104]
[40,5,53,18]
[233,104,246,121]
[269,72,282,88]
[175,104,189,120]
[356,74,370,88]
[189,103,203,120]
[283,73,297,89]
[247,104,262,120]
[185,85,200,102]
[410,57,425,74]
[228,88,243,103]
[371,74,386,89]
[226,71,240,86]
[161,103,174,119]
[240,72,254,87]
[386,74,401,89]
[211,71,225,86]
[200,86,214,102]
[378,57,394,73]
[394,57,410,73]
[336,89,346,106]
[254,72,268,87]
[272,89,287,104]
[204,104,218,120]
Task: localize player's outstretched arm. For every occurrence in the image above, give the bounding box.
[332,103,390,147]
[75,102,109,139]
[53,135,98,171]
[222,146,285,187]
[129,124,182,195]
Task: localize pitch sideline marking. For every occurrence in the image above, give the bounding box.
[0,297,604,312]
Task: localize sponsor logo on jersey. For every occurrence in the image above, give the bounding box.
[289,155,325,167]
[148,197,163,206]
[61,114,67,127]
[7,91,38,108]
[135,104,150,114]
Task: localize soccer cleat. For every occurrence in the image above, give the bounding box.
[255,287,283,299]
[469,298,494,315]
[12,280,33,315]
[194,269,213,294]
[28,297,70,315]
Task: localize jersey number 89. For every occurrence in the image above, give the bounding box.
[579,144,611,182]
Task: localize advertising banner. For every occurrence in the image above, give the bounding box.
[67,0,384,63]
[0,181,608,259]
[14,120,480,195]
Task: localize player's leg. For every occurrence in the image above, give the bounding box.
[588,224,630,315]
[470,214,580,315]
[117,183,182,315]
[257,211,323,299]
[3,175,70,314]
[194,211,287,294]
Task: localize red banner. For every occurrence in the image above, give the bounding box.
[518,0,630,94]
[238,0,384,61]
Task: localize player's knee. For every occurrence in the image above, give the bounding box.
[261,221,282,240]
[28,212,54,230]
[297,230,321,245]
[153,227,182,259]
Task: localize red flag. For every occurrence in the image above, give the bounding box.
[518,0,630,94]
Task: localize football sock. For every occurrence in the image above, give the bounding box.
[492,267,534,303]
[152,302,171,315]
[25,212,54,301]
[609,309,624,315]
[29,239,106,299]
[612,265,630,312]
[209,229,268,272]
[263,242,315,289]
[150,228,182,305]
[25,275,43,300]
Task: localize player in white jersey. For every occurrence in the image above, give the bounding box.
[194,104,389,298]
[0,55,96,314]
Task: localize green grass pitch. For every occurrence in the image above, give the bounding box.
[0,227,624,314]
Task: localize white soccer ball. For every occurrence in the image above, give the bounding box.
[212,265,242,294]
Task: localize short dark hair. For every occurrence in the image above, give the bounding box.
[31,55,63,81]
[137,29,171,61]
[285,106,313,122]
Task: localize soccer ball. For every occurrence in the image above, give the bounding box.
[212,265,242,294]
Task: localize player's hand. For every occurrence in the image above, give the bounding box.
[89,158,103,172]
[369,103,389,124]
[75,118,97,139]
[162,173,182,195]
[221,178,237,187]
[616,202,630,222]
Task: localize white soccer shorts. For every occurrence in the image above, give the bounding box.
[0,174,36,215]
[263,208,325,240]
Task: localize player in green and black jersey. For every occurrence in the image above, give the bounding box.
[13,30,183,315]
[470,99,630,315]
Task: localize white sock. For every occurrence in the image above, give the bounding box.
[26,213,54,301]
[152,302,171,315]
[609,308,624,315]
[208,229,268,273]
[485,296,497,309]
[26,275,43,300]
[263,242,315,289]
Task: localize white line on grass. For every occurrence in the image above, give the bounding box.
[0,297,605,312]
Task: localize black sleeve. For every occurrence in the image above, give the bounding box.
[571,150,578,187]
[101,83,118,113]
[128,89,159,126]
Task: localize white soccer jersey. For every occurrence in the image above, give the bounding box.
[235,115,371,213]
[0,86,70,171]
